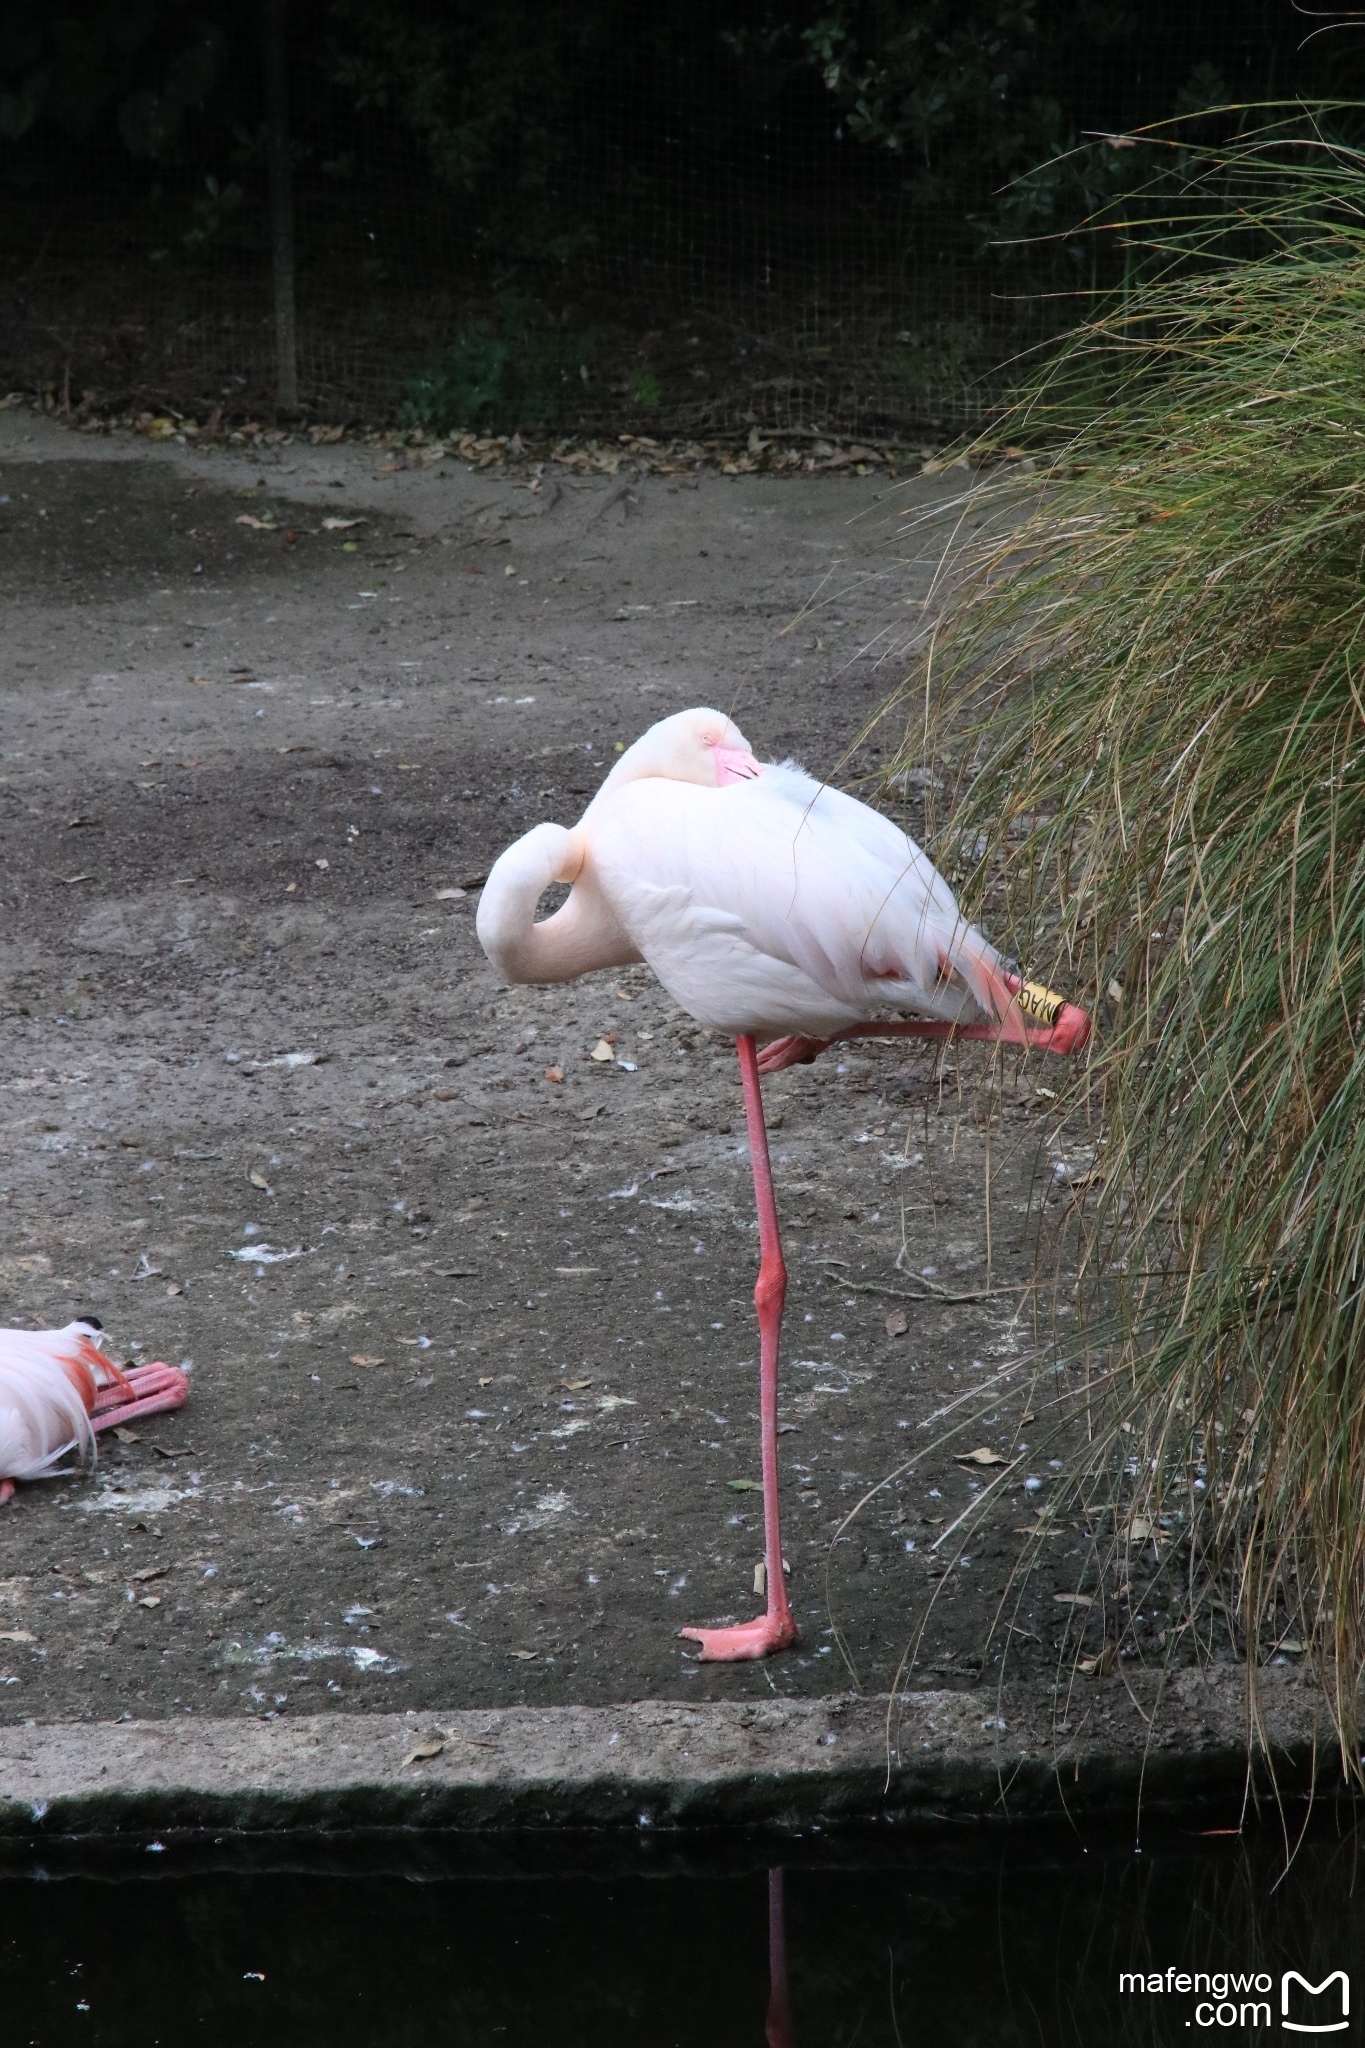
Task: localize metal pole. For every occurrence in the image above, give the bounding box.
[263,0,297,414]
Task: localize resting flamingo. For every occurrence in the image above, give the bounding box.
[0,1319,189,1504]
[477,709,1088,1660]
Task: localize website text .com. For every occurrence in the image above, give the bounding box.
[1122,1975,1273,2029]
[1119,1969,1350,2032]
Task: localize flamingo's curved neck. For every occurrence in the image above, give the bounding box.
[477,823,642,984]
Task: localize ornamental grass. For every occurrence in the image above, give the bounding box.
[888,115,1365,1772]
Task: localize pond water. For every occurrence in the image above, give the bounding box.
[3,1815,1361,2045]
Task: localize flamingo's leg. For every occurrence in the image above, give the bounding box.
[765,1868,794,2048]
[0,1479,14,1507]
[755,1033,835,1075]
[90,1363,190,1433]
[680,1033,799,1662]
[758,986,1089,1076]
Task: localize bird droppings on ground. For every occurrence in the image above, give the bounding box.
[0,411,1207,1727]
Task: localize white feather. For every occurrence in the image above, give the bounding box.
[585,763,1006,1038]
[0,1324,104,1482]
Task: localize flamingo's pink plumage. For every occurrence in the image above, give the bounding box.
[478,709,1089,1658]
[0,1321,190,1504]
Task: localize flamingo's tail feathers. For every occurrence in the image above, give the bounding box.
[945,926,1015,1023]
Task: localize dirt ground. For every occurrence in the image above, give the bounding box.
[0,411,1138,1728]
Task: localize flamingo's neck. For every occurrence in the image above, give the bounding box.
[476,823,642,983]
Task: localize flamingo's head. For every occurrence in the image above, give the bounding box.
[589,708,764,807]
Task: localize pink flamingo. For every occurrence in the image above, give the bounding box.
[0,1319,189,1505]
[477,709,1088,1661]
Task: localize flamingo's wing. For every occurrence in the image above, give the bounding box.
[0,1324,103,1482]
[589,769,1004,1030]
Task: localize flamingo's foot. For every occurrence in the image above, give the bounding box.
[999,972,1091,1056]
[756,1034,830,1075]
[678,1610,799,1662]
[91,1362,190,1432]
[0,1478,14,1507]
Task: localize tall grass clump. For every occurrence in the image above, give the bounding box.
[894,117,1365,1771]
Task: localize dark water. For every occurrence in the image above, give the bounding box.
[3,1817,1362,2046]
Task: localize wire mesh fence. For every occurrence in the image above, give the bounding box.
[1,3,1354,445]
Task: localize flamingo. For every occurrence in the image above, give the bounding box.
[0,1318,190,1505]
[477,708,1089,1660]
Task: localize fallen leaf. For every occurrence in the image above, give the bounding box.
[1107,978,1124,1004]
[728,1478,762,1492]
[508,1649,536,1660]
[554,1266,598,1276]
[1125,1516,1154,1543]
[60,873,94,885]
[277,743,312,755]
[884,1308,909,1338]
[544,1066,565,1084]
[0,1630,35,1644]
[613,986,636,1002]
[249,1168,272,1191]
[435,887,466,901]
[478,1375,493,1387]
[131,1565,169,1582]
[322,516,366,532]
[590,1038,616,1062]
[1278,1638,1305,1655]
[1021,1410,1036,1424]
[235,513,277,530]
[165,1282,184,1297]
[137,1595,162,1609]
[402,1736,445,1766]
[955,1447,1009,1467]
[315,858,330,872]
[433,1087,460,1101]
[350,1355,386,1368]
[1053,1593,1093,1607]
[152,1445,189,1459]
[562,1377,592,1391]
[1078,1644,1117,1677]
[285,882,297,894]
[113,1426,140,1445]
[753,1560,767,1596]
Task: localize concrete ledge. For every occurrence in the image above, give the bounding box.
[0,1667,1329,1839]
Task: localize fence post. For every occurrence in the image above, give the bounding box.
[263,0,298,414]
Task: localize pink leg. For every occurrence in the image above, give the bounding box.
[0,1479,14,1507]
[765,1868,794,2048]
[680,1034,799,1662]
[758,979,1090,1075]
[90,1363,190,1432]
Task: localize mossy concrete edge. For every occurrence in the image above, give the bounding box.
[0,1667,1330,1839]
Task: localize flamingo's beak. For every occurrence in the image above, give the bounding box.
[714,744,764,786]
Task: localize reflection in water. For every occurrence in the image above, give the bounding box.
[1,1817,1361,2046]
[766,1870,794,2048]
